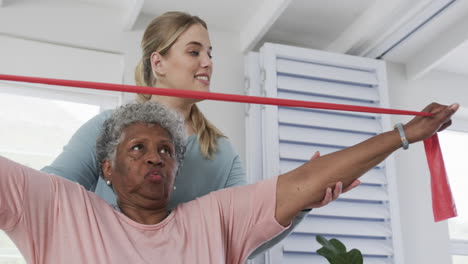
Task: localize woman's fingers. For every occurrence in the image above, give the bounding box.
[320,187,333,206]
[439,119,452,132]
[330,180,361,201]
[405,103,458,143]
[343,179,361,193]
[310,151,320,160]
[307,151,361,208]
[437,104,458,132]
[331,182,343,200]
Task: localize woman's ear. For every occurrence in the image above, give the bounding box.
[150,51,166,77]
[102,160,113,182]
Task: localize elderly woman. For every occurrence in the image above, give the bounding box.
[0,101,457,263]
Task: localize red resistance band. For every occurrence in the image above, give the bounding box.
[0,74,456,222]
[424,134,457,221]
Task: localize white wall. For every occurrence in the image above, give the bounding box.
[0,36,124,83]
[387,62,468,264]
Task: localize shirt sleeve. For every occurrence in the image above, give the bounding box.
[0,156,56,231]
[224,154,247,187]
[248,209,310,259]
[0,156,26,230]
[41,111,110,191]
[219,138,247,188]
[212,176,288,263]
[217,138,307,260]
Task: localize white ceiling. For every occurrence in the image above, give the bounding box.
[259,0,374,50]
[436,40,468,76]
[142,0,265,32]
[1,0,467,78]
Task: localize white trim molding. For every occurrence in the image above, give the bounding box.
[122,0,144,31]
[239,0,291,53]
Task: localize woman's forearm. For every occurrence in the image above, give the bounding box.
[275,128,402,226]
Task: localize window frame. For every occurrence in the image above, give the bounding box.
[0,80,123,112]
[446,106,468,258]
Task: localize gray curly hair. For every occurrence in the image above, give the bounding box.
[96,102,187,178]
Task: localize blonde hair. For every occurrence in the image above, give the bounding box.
[135,11,224,159]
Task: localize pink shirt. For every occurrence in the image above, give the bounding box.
[0,156,286,264]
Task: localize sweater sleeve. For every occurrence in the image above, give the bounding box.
[225,154,247,187]
[218,138,247,188]
[41,111,111,191]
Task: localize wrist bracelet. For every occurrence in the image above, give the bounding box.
[394,123,409,150]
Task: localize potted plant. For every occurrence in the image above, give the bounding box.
[316,235,364,264]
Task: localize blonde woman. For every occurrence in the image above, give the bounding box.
[42,11,358,257]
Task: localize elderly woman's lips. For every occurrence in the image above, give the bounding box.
[146,170,163,182]
[148,174,162,181]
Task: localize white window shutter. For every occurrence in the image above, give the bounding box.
[245,43,403,264]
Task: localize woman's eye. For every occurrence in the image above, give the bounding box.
[159,147,172,156]
[132,144,144,151]
[189,51,200,56]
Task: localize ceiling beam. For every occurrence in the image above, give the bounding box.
[122,0,144,31]
[326,0,435,56]
[406,15,468,80]
[239,0,292,53]
[326,0,410,54]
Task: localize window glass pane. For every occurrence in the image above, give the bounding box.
[0,93,99,169]
[0,92,100,262]
[439,130,468,240]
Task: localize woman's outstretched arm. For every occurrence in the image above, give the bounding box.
[275,103,458,226]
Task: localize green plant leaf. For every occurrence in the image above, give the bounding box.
[316,235,363,264]
[329,254,348,264]
[329,238,347,254]
[316,235,336,262]
[329,252,363,264]
[317,247,335,263]
[346,249,363,264]
[316,235,346,255]
[316,235,331,248]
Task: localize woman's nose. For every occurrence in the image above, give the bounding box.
[146,151,163,165]
[201,53,212,68]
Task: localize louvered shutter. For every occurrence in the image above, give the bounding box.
[245,43,404,264]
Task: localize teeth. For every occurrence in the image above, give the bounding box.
[195,76,209,81]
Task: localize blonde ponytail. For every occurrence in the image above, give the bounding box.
[134,60,152,103]
[190,104,224,159]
